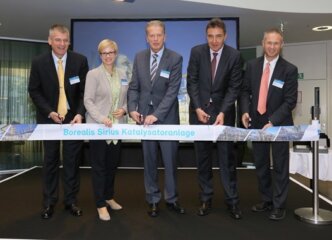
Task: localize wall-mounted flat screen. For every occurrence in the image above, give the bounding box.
[71,18,239,125]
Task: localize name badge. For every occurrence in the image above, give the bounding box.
[160,70,170,79]
[69,76,80,85]
[121,79,128,86]
[272,79,284,89]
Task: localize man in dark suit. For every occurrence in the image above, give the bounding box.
[127,20,185,217]
[240,28,298,220]
[28,24,89,219]
[187,18,242,219]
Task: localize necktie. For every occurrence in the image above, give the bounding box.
[257,62,270,115]
[150,53,158,81]
[57,59,67,118]
[211,52,218,82]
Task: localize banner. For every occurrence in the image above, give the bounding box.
[0,123,319,142]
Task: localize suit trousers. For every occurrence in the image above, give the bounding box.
[252,141,290,209]
[42,140,82,207]
[42,111,82,207]
[195,141,239,205]
[142,139,179,204]
[89,140,121,208]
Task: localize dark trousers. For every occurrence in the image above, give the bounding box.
[195,141,239,205]
[142,140,179,204]
[252,141,289,209]
[90,140,121,208]
[42,139,82,207]
[41,110,83,207]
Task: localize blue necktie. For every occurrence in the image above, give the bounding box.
[150,53,158,81]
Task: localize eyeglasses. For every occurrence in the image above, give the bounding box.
[100,51,116,56]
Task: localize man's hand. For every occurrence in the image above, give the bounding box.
[70,114,83,124]
[241,113,251,129]
[49,111,63,124]
[196,108,210,124]
[262,121,273,130]
[130,111,143,124]
[214,112,225,125]
[144,115,158,126]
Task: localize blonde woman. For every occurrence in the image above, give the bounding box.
[84,39,129,221]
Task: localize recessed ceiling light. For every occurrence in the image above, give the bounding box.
[312,26,332,32]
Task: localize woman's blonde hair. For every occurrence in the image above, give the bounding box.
[98,39,118,54]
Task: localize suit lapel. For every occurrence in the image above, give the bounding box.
[99,65,112,98]
[64,52,71,90]
[47,52,61,90]
[214,46,228,86]
[254,57,265,100]
[203,46,213,86]
[213,45,234,87]
[267,57,283,100]
[144,50,152,87]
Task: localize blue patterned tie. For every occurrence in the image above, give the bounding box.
[150,53,158,81]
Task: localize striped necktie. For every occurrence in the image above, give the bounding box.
[150,53,158,81]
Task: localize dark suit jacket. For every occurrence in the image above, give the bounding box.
[240,56,298,127]
[187,44,242,125]
[127,48,182,124]
[28,50,89,123]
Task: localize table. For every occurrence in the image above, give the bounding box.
[289,149,332,181]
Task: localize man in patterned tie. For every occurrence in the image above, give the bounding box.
[128,20,185,217]
[28,24,89,219]
[240,28,298,221]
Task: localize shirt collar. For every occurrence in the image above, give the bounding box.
[264,55,279,68]
[52,51,67,65]
[150,47,164,59]
[209,46,223,57]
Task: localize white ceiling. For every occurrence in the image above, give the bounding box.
[183,0,332,13]
[0,0,331,48]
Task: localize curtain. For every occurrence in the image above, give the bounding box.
[0,39,49,170]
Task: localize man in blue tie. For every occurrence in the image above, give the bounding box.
[127,20,185,217]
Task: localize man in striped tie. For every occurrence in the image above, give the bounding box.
[128,20,185,217]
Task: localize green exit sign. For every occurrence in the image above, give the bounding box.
[298,73,304,79]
